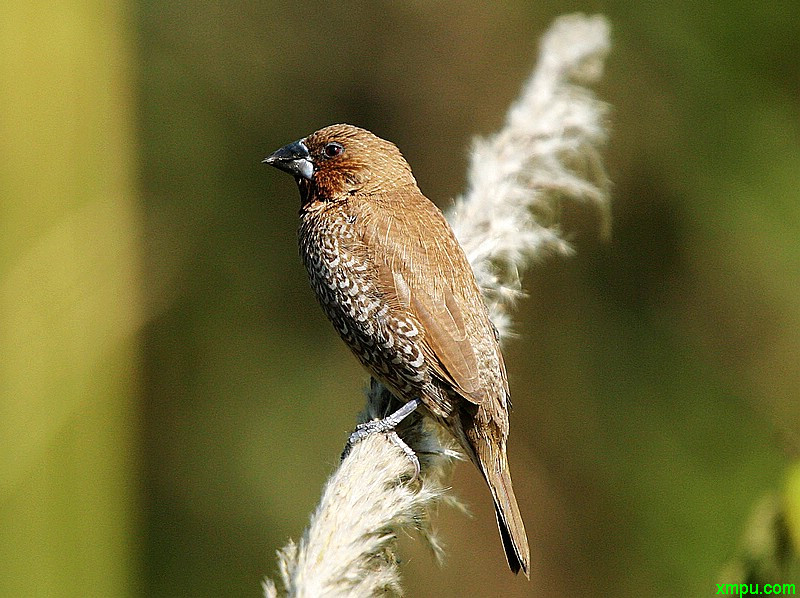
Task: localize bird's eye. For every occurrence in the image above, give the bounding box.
[323,142,344,158]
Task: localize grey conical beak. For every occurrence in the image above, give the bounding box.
[263,140,314,180]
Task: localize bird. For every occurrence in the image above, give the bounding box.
[264,123,530,577]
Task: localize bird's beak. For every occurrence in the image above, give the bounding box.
[262,140,314,181]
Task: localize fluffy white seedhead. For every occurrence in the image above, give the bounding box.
[263,384,458,598]
[449,13,612,337]
[265,13,612,598]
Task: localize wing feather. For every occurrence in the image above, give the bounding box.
[411,283,482,402]
[363,188,489,405]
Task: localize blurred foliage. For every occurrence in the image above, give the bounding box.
[1,1,140,596]
[2,1,799,597]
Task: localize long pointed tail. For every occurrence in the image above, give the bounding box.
[482,459,530,578]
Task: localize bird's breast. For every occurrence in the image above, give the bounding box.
[298,208,382,331]
[298,204,430,398]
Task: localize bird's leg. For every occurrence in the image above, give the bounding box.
[342,398,421,478]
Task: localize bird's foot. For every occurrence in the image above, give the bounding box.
[385,431,421,479]
[342,398,421,479]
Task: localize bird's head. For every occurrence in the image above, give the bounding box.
[263,124,417,204]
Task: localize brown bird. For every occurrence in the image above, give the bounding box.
[264,123,530,577]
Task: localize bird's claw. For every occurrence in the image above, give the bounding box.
[386,430,421,479]
[341,399,421,480]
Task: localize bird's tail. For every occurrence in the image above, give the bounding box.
[452,412,530,577]
[481,458,530,578]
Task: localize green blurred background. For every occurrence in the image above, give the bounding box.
[2,1,799,596]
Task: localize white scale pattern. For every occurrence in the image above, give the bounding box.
[299,207,430,395]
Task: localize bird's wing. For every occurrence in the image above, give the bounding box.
[409,280,483,402]
[365,190,486,405]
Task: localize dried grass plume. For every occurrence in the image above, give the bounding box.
[264,13,612,598]
[450,12,611,336]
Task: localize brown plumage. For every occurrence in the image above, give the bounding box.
[264,123,530,577]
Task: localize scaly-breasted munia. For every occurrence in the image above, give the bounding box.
[264,124,530,576]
